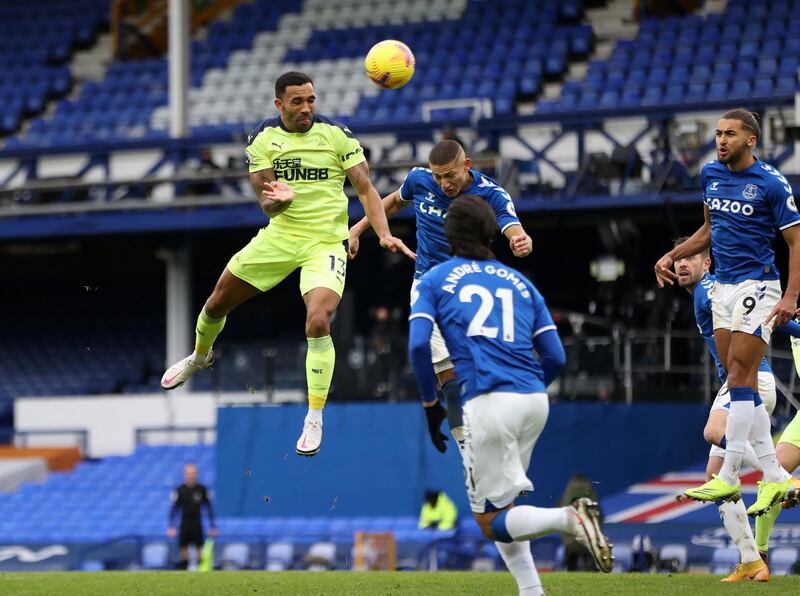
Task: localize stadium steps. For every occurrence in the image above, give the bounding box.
[698,0,727,16]
[70,32,114,82]
[15,33,114,140]
[585,0,638,41]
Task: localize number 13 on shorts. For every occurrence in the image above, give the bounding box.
[329,255,346,278]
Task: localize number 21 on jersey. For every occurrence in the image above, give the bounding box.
[459,284,515,342]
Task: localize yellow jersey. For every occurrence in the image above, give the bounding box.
[245,114,366,242]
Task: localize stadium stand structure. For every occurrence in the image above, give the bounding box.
[539,1,800,114]
[6,0,799,149]
[9,0,589,146]
[0,0,108,137]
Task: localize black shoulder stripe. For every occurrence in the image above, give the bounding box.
[246,117,281,145]
[314,114,357,139]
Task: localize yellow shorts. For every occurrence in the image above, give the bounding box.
[778,411,800,449]
[227,226,347,297]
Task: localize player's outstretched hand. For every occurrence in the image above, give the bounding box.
[765,294,799,329]
[261,180,294,205]
[654,253,677,287]
[167,526,176,539]
[424,400,448,453]
[380,235,416,260]
[347,229,360,260]
[510,233,533,257]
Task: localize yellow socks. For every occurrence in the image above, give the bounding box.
[755,502,781,553]
[194,308,226,357]
[306,336,335,412]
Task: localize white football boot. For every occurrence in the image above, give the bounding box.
[569,498,614,573]
[296,420,323,457]
[160,350,215,390]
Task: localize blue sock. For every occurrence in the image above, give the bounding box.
[491,510,513,543]
[728,386,753,403]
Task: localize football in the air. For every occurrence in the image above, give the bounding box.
[364,40,415,89]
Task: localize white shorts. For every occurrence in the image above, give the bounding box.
[711,279,782,345]
[411,279,453,374]
[462,392,549,513]
[708,370,776,459]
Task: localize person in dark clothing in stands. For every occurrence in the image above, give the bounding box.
[167,463,217,569]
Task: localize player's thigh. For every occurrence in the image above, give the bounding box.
[756,371,777,414]
[777,413,800,473]
[298,240,348,298]
[514,394,550,472]
[713,329,731,374]
[206,267,261,317]
[728,331,768,386]
[226,227,299,293]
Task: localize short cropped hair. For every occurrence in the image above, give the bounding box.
[673,236,710,260]
[445,195,498,259]
[720,108,761,140]
[275,72,313,99]
[429,140,464,166]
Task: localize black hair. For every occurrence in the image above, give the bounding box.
[429,139,465,166]
[720,108,761,140]
[275,71,313,99]
[445,194,498,259]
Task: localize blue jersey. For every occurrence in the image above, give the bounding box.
[693,273,771,383]
[399,167,520,278]
[701,160,800,284]
[409,257,556,400]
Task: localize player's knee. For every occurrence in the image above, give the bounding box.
[476,517,495,540]
[305,311,331,337]
[203,296,227,320]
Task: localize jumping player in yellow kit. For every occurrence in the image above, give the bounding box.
[160,72,414,456]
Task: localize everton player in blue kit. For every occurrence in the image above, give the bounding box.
[408,196,612,595]
[655,109,800,520]
[673,242,800,581]
[349,140,532,445]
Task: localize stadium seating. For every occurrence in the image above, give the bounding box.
[12,0,591,147]
[4,0,800,147]
[141,542,169,570]
[657,543,688,573]
[770,547,799,576]
[710,546,739,575]
[0,0,107,137]
[548,0,800,113]
[0,443,461,570]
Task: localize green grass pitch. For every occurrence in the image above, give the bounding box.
[1,571,799,595]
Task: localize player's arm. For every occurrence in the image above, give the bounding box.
[408,280,448,452]
[533,328,566,387]
[167,490,180,538]
[348,189,411,259]
[766,225,800,329]
[408,315,448,453]
[654,204,711,287]
[202,487,218,537]
[346,161,415,260]
[249,169,294,217]
[503,224,532,257]
[776,319,800,337]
